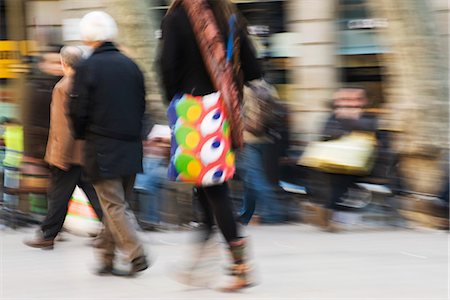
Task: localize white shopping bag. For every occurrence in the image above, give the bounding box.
[63,186,102,237]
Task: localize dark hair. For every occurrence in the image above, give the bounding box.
[207,0,244,38]
[169,0,244,39]
[207,0,246,95]
[167,0,246,95]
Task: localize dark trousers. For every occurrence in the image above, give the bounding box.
[327,173,356,210]
[41,165,102,240]
[196,182,239,244]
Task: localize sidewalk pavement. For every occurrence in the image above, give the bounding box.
[1,224,448,299]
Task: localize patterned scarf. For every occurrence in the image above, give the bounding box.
[168,0,244,149]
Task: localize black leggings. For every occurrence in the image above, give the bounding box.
[196,182,239,244]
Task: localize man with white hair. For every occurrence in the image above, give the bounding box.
[69,11,148,276]
[25,46,103,249]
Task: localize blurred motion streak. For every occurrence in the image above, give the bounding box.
[0,0,449,232]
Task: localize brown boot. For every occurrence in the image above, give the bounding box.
[317,207,341,232]
[317,206,332,228]
[220,239,253,292]
[24,237,54,250]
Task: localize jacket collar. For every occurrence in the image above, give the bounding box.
[92,42,119,55]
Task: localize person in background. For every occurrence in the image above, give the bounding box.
[134,126,170,231]
[24,46,103,249]
[160,0,261,291]
[69,11,148,276]
[318,87,378,231]
[237,82,286,225]
[22,46,63,161]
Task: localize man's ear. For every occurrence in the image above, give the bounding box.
[60,58,66,70]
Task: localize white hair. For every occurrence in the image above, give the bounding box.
[60,46,84,68]
[79,11,118,42]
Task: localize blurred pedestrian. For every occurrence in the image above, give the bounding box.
[134,126,170,231]
[318,87,378,231]
[160,0,261,291]
[22,46,63,161]
[24,46,103,250]
[237,82,286,225]
[69,11,148,276]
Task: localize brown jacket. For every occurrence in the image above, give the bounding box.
[45,76,83,170]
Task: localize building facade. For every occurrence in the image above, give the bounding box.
[2,0,449,194]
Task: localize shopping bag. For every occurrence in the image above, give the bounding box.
[298,131,376,175]
[167,92,235,186]
[3,124,23,168]
[63,186,101,237]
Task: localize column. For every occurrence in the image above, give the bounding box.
[286,0,339,141]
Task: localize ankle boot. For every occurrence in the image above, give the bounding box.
[318,207,341,232]
[220,238,252,292]
[317,206,332,228]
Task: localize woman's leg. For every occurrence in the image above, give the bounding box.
[197,183,252,291]
[195,187,216,241]
[328,174,355,210]
[201,183,239,243]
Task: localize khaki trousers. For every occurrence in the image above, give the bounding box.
[93,176,144,264]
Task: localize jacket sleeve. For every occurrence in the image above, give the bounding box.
[137,67,148,139]
[69,62,92,139]
[160,13,181,105]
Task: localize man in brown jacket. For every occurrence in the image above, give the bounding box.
[25,46,103,249]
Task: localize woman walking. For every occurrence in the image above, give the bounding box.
[160,0,262,291]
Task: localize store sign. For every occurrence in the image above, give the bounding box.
[0,41,21,79]
[347,18,388,30]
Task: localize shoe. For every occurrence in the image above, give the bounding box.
[95,264,132,277]
[219,263,254,292]
[131,256,149,274]
[219,239,255,292]
[169,238,221,288]
[317,207,333,229]
[24,237,54,250]
[95,256,149,277]
[96,264,114,276]
[324,221,342,233]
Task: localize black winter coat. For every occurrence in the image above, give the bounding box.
[322,113,378,141]
[69,42,146,181]
[159,4,262,103]
[23,70,62,159]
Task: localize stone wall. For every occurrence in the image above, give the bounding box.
[286,0,338,141]
[365,0,449,194]
[60,0,166,123]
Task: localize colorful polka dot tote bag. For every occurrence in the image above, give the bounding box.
[167,92,235,186]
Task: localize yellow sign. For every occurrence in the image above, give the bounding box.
[0,40,37,78]
[0,41,21,78]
